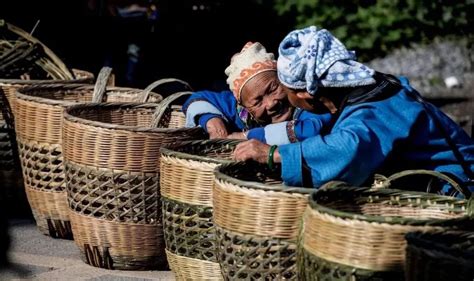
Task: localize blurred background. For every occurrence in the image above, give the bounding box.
[0,0,473,127]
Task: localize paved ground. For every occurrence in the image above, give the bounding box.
[0,212,175,280]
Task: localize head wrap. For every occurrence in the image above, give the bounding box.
[277,26,375,95]
[225,42,277,103]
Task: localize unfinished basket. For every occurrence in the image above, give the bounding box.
[213,162,311,280]
[299,177,474,281]
[14,74,175,239]
[0,19,74,80]
[64,92,207,270]
[160,139,241,280]
[405,230,474,281]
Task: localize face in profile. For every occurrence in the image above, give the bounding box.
[240,71,294,124]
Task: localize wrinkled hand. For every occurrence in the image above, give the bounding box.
[227,131,247,140]
[206,117,228,139]
[233,139,271,163]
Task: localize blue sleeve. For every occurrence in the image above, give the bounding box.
[293,112,332,141]
[279,101,412,187]
[247,127,266,143]
[182,90,245,131]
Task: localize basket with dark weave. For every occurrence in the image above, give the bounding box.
[405,230,474,281]
[63,92,207,270]
[160,139,241,280]
[213,162,311,280]
[299,176,474,281]
[14,73,182,239]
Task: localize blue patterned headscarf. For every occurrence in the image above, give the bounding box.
[277,26,376,95]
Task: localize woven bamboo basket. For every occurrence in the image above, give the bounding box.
[405,230,474,281]
[160,139,242,280]
[213,162,311,280]
[299,177,474,281]
[63,92,207,270]
[0,19,75,80]
[14,73,180,239]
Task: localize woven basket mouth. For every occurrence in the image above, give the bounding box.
[0,76,93,85]
[64,102,202,133]
[160,139,243,164]
[214,161,312,194]
[15,84,161,106]
[406,230,474,260]
[310,185,471,226]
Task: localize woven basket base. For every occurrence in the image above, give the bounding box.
[299,247,403,281]
[166,249,222,281]
[30,209,73,239]
[25,187,72,239]
[70,211,167,270]
[216,225,298,280]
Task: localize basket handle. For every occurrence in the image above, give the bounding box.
[91,66,113,103]
[371,169,470,197]
[149,91,192,128]
[139,78,193,103]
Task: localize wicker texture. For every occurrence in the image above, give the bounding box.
[14,77,166,238]
[213,162,311,280]
[64,93,206,270]
[300,182,473,280]
[160,140,239,280]
[405,231,474,281]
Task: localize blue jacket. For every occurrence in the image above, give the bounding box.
[279,77,474,195]
[183,90,332,145]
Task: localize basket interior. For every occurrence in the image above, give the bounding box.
[167,140,239,161]
[217,162,284,186]
[67,104,183,128]
[20,87,93,103]
[313,187,467,221]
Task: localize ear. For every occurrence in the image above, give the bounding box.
[295,91,313,100]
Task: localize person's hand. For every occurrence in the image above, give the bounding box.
[233,139,271,163]
[227,131,247,140]
[206,117,228,139]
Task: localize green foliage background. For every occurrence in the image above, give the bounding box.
[272,0,473,60]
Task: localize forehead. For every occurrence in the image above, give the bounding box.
[241,71,278,100]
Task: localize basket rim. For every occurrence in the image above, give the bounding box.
[214,162,312,194]
[160,139,242,164]
[15,84,162,106]
[309,185,471,226]
[0,77,93,85]
[63,102,202,133]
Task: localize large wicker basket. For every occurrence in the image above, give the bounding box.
[299,180,474,281]
[405,230,474,281]
[14,76,174,239]
[213,162,311,280]
[160,139,241,280]
[0,69,95,206]
[63,92,207,270]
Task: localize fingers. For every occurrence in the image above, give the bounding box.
[232,139,269,163]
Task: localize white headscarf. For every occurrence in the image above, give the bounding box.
[277,26,376,95]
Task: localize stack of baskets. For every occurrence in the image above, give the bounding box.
[63,92,207,270]
[14,73,179,238]
[405,230,474,281]
[160,139,240,280]
[213,162,311,280]
[298,173,474,280]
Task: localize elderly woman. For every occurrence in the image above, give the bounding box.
[234,26,474,196]
[183,42,332,145]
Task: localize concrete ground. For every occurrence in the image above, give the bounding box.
[0,200,175,281]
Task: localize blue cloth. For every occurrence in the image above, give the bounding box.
[183,90,332,144]
[278,26,375,95]
[279,77,474,196]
